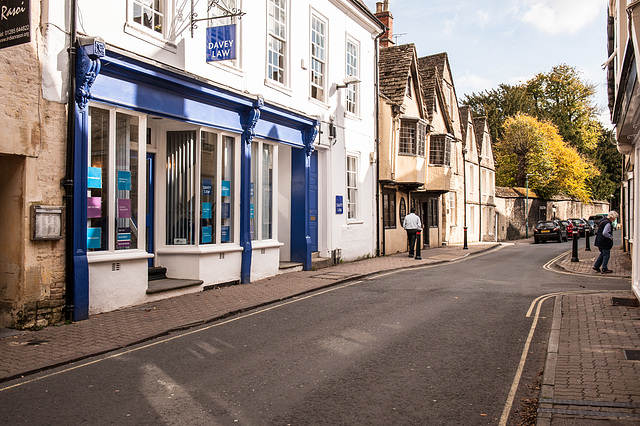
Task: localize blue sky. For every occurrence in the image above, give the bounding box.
[363,0,610,125]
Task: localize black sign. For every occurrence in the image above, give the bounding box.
[0,0,30,49]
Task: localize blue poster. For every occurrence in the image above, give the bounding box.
[118,171,131,191]
[222,202,230,219]
[250,182,255,197]
[221,226,230,242]
[202,178,212,195]
[206,25,237,62]
[88,167,102,189]
[336,195,344,215]
[250,203,254,219]
[202,202,212,219]
[202,226,212,244]
[221,180,231,197]
[87,227,101,249]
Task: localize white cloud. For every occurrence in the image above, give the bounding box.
[457,71,493,96]
[521,0,603,35]
[477,10,490,27]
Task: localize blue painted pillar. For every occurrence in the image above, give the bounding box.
[240,97,263,284]
[291,123,319,270]
[72,39,105,321]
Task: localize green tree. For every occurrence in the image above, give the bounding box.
[589,128,622,201]
[498,114,595,201]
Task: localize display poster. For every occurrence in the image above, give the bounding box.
[87,197,101,218]
[206,24,236,62]
[336,195,344,214]
[117,170,131,191]
[250,182,254,197]
[118,199,131,218]
[222,202,230,219]
[202,202,212,219]
[87,227,101,249]
[221,180,231,197]
[221,226,230,242]
[0,0,30,49]
[88,167,102,188]
[202,226,212,244]
[202,178,212,195]
[117,227,131,249]
[250,203,254,219]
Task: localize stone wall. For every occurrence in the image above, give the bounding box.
[0,4,68,329]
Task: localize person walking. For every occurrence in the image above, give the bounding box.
[593,211,618,274]
[403,207,422,257]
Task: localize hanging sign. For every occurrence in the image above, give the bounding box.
[206,24,236,62]
[0,0,30,49]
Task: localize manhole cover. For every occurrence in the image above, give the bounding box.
[624,349,640,360]
[612,297,639,307]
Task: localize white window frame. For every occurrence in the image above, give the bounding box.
[399,118,427,157]
[346,155,358,220]
[87,103,148,257]
[266,0,288,86]
[310,12,327,102]
[346,37,359,115]
[127,0,173,43]
[250,140,278,242]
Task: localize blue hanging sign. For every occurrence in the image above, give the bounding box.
[206,24,236,62]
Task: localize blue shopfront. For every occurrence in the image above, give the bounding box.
[70,40,318,320]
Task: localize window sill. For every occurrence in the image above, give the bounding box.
[264,79,292,96]
[344,111,361,121]
[88,250,153,264]
[124,23,177,53]
[308,96,330,109]
[252,240,284,249]
[156,244,244,255]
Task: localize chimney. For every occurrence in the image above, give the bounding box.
[375,1,394,48]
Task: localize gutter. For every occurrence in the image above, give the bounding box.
[374,22,387,257]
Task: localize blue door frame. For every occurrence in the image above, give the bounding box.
[309,151,318,252]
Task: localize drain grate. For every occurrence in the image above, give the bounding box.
[624,349,640,361]
[612,297,639,307]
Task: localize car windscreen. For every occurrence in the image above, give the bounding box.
[536,222,556,229]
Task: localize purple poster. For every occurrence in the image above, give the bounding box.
[118,199,131,218]
[87,197,101,218]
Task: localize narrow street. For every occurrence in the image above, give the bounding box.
[0,242,630,425]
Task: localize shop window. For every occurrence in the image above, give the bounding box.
[221,136,235,243]
[261,144,274,239]
[383,190,396,228]
[166,131,197,245]
[88,107,142,252]
[201,132,217,244]
[250,142,275,240]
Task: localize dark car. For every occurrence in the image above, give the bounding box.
[560,220,575,238]
[589,214,608,228]
[534,220,567,243]
[569,218,589,237]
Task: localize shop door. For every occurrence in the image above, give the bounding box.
[146,153,155,267]
[422,201,429,245]
[310,151,318,252]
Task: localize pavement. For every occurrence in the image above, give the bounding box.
[1,238,639,425]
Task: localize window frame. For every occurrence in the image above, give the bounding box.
[310,12,327,102]
[266,0,288,86]
[128,0,171,41]
[399,118,427,157]
[345,37,359,115]
[346,155,358,220]
[250,140,278,242]
[429,134,452,166]
[382,190,397,229]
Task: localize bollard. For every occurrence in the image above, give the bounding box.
[585,229,591,251]
[463,226,468,250]
[571,231,579,262]
[415,230,422,260]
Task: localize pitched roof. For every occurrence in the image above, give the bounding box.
[473,116,488,152]
[378,43,418,105]
[417,53,450,122]
[459,105,471,143]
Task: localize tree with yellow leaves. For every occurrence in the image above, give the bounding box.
[496,114,596,202]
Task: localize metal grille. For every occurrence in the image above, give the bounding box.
[166,131,196,245]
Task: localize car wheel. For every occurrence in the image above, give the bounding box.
[534,238,539,244]
[557,234,562,243]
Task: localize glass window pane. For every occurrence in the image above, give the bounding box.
[166,131,196,245]
[88,107,110,252]
[262,144,274,239]
[201,131,217,244]
[251,142,258,240]
[221,136,235,243]
[115,113,139,251]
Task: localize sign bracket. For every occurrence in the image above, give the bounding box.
[191,0,246,38]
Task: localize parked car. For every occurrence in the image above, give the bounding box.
[568,218,590,237]
[560,220,575,238]
[534,220,567,243]
[589,214,608,228]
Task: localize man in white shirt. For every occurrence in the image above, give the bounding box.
[403,208,422,257]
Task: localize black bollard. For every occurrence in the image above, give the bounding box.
[571,231,579,262]
[415,230,422,260]
[585,229,591,251]
[463,226,468,250]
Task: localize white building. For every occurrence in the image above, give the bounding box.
[608,0,638,299]
[48,0,382,318]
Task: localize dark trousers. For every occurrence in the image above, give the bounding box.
[407,229,418,255]
[594,247,611,270]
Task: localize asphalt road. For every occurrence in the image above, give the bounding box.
[0,241,630,425]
